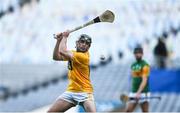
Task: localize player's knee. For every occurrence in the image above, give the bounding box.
[84,106,96,112]
[142,109,148,112]
[47,108,54,113]
[126,105,135,112]
[47,109,52,113]
[126,108,132,112]
[83,104,96,112]
[47,107,59,113]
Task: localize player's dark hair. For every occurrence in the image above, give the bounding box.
[78,34,92,46]
[134,47,143,54]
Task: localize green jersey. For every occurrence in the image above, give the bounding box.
[131,59,150,93]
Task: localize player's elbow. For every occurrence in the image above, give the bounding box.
[59,49,67,56]
[53,53,60,61]
[53,56,58,61]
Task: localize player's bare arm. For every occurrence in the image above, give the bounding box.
[59,31,73,61]
[53,33,66,61]
[136,75,148,98]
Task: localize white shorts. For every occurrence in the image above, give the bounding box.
[129,92,150,103]
[57,91,95,105]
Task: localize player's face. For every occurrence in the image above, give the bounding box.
[134,52,143,60]
[76,40,90,52]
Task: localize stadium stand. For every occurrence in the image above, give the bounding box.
[0,0,180,65]
[0,63,180,112]
[0,64,67,100]
[0,0,40,19]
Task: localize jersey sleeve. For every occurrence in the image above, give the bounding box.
[62,50,75,61]
[72,51,88,64]
[142,65,150,77]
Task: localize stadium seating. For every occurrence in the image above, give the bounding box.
[0,63,67,99]
[0,63,180,112]
[0,0,180,65]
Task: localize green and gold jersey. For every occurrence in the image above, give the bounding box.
[131,59,150,93]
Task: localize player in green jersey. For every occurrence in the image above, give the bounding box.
[126,47,150,112]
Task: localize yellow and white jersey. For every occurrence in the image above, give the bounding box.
[66,50,93,93]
